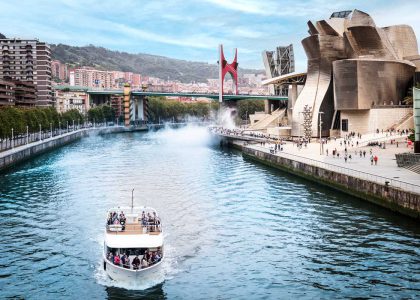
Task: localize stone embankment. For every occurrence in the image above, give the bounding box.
[0,127,129,173]
[242,146,420,219]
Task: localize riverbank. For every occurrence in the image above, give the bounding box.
[0,126,133,173]
[221,135,420,219]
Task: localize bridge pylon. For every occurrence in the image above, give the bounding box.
[123,84,131,127]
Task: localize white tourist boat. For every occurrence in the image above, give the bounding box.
[103,203,164,282]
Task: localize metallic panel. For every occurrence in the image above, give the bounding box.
[334,59,415,110]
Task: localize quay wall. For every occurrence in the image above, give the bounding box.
[0,130,88,173]
[0,127,130,173]
[242,147,420,219]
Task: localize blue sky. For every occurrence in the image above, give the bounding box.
[0,0,419,71]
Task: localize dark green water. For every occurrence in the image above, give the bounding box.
[0,126,419,299]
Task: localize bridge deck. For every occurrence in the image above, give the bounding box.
[86,90,287,101]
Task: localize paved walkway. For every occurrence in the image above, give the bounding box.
[245,133,420,194]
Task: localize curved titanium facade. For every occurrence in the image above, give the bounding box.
[291,9,417,137]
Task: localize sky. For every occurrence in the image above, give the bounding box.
[0,0,419,71]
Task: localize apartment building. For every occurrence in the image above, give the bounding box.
[51,60,68,81]
[69,67,114,89]
[54,88,88,114]
[0,38,52,106]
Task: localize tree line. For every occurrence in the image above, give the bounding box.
[147,97,264,123]
[0,105,116,138]
[0,98,265,137]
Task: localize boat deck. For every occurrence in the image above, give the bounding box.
[106,223,161,235]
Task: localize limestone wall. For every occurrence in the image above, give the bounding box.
[340,107,412,135]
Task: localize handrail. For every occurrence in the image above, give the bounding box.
[250,145,420,194]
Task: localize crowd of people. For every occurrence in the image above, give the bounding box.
[141,211,161,232]
[107,248,163,270]
[106,210,161,232]
[107,211,127,230]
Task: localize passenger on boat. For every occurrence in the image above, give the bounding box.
[121,253,130,269]
[141,211,147,226]
[107,213,113,225]
[119,212,126,231]
[132,255,140,270]
[113,254,121,265]
[107,252,113,262]
[141,256,149,269]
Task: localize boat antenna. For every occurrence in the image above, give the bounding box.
[131,188,134,213]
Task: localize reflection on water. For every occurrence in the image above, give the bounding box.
[0,125,419,299]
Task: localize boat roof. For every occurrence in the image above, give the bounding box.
[105,232,163,248]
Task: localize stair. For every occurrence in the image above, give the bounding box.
[248,108,286,131]
[387,112,413,131]
[405,163,420,175]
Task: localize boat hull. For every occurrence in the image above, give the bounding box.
[104,257,163,281]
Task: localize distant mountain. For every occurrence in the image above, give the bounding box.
[50,44,263,83]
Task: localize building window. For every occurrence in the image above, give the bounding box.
[341,119,349,132]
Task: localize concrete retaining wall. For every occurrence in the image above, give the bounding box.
[0,130,89,173]
[243,147,420,219]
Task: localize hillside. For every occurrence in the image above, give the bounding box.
[50,44,263,83]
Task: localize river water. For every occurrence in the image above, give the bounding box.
[0,126,419,299]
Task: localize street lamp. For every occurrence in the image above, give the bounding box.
[73,120,75,131]
[319,111,324,155]
[50,122,52,138]
[245,110,248,127]
[39,124,42,141]
[67,121,69,133]
[59,121,61,135]
[26,126,29,144]
[11,128,14,148]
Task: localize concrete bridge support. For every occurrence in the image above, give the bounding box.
[123,85,131,126]
[130,96,148,125]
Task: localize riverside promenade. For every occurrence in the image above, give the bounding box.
[216,130,420,218]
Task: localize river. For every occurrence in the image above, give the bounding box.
[0,125,419,299]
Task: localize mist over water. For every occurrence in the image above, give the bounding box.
[0,125,419,299]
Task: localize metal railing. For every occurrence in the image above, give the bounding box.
[252,145,420,194]
[0,123,111,153]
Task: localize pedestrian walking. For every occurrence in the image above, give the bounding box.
[370,155,374,165]
[374,155,378,165]
[363,150,366,158]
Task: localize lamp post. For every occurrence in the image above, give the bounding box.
[11,128,14,149]
[59,121,61,135]
[39,124,42,141]
[245,110,248,127]
[67,121,69,133]
[319,111,324,155]
[50,122,52,138]
[72,120,75,131]
[26,126,29,144]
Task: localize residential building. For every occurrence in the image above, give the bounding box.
[0,38,52,106]
[54,87,88,114]
[69,67,114,89]
[51,60,68,81]
[0,80,15,105]
[14,80,37,106]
